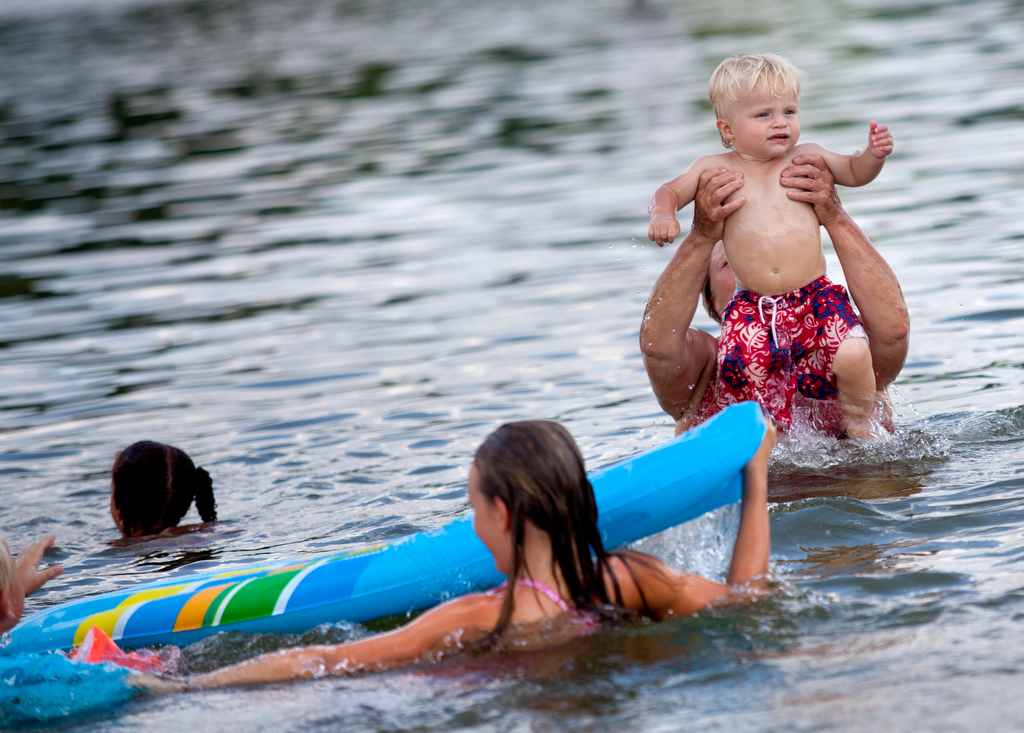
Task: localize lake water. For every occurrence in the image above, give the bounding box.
[1,0,1023,729]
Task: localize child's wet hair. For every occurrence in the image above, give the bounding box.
[0,533,10,592]
[709,53,806,149]
[111,441,216,537]
[472,421,642,638]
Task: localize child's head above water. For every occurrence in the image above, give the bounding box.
[0,533,12,594]
[0,533,23,630]
[110,441,217,538]
[471,420,619,632]
[709,53,806,150]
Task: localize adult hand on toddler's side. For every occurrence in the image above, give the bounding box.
[867,120,893,158]
[17,534,63,597]
[780,155,845,226]
[690,168,745,244]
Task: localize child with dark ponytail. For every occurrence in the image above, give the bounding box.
[110,441,217,538]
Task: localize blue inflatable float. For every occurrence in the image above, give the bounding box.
[9,402,765,655]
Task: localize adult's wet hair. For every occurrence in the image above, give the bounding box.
[701,268,723,324]
[111,441,216,537]
[473,421,648,637]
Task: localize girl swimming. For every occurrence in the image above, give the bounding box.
[110,441,217,538]
[144,418,774,689]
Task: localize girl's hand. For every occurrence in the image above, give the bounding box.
[126,673,189,695]
[867,121,893,158]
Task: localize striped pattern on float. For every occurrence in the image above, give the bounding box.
[9,402,766,655]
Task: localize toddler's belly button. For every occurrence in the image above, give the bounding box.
[773,268,779,274]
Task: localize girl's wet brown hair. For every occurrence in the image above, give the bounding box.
[111,441,216,537]
[473,421,646,636]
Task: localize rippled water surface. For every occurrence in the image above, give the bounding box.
[1,0,1023,729]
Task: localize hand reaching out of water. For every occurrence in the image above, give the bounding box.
[17,534,63,597]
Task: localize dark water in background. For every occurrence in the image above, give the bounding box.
[1,0,1023,729]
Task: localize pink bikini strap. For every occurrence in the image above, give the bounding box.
[487,578,595,632]
[516,577,573,613]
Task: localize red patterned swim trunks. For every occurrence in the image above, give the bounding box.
[711,276,865,429]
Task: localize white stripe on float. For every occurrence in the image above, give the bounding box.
[273,558,333,616]
[212,578,256,627]
[112,602,146,641]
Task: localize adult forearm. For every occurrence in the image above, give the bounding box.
[825,210,909,390]
[641,228,714,353]
[640,229,717,420]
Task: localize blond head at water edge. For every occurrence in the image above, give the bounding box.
[0,532,11,595]
[0,532,25,633]
[708,53,806,149]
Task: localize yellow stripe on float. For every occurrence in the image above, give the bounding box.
[72,583,192,646]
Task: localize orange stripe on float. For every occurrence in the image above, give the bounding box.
[173,583,233,632]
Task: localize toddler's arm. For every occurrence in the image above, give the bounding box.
[801,121,893,187]
[647,158,718,247]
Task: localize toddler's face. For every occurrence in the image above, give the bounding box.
[718,86,800,160]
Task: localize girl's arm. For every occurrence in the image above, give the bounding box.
[186,594,499,689]
[798,122,892,188]
[608,425,776,618]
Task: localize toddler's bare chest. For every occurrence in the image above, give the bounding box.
[724,165,818,235]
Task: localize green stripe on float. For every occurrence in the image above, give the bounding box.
[217,569,304,626]
[202,585,237,628]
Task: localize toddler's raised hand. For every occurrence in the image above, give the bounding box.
[867,120,893,159]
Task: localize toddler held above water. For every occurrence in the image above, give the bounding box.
[647,53,893,438]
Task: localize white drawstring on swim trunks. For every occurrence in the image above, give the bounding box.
[757,294,785,345]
